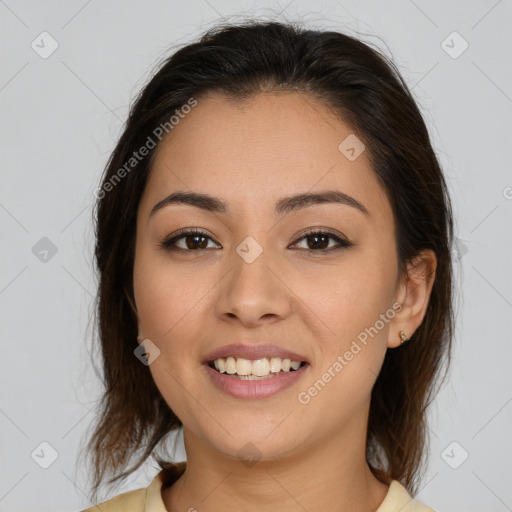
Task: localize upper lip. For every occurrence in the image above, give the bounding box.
[203,343,309,364]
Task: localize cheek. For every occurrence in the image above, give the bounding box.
[294,276,392,428]
[294,248,395,402]
[293,249,397,345]
[133,245,228,392]
[133,245,207,343]
[133,251,213,422]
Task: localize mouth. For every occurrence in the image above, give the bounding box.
[206,357,309,380]
[203,355,310,399]
[202,343,310,398]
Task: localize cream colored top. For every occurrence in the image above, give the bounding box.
[80,462,434,512]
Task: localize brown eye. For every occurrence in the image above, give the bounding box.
[290,230,352,252]
[182,234,209,250]
[160,229,220,252]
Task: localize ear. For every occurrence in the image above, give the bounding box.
[388,249,437,349]
[124,286,143,344]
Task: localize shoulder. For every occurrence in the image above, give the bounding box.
[78,466,177,512]
[377,480,436,512]
[79,487,146,512]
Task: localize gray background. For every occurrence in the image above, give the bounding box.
[1,1,511,511]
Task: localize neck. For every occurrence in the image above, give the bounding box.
[162,424,389,512]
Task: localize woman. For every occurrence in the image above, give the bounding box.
[80,19,453,512]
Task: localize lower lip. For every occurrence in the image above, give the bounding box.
[203,363,309,399]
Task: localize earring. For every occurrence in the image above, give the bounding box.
[399,330,408,345]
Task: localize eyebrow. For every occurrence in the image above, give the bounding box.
[148,190,369,219]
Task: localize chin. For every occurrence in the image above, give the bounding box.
[194,420,304,464]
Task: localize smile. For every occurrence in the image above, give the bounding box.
[203,357,309,399]
[209,356,305,377]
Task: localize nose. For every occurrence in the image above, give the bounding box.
[214,242,292,328]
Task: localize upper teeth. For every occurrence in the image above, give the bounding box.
[213,357,302,377]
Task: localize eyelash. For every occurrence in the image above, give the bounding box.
[159,227,353,255]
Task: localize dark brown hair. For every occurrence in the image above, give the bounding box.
[80,19,454,501]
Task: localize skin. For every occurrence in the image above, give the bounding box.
[132,91,436,512]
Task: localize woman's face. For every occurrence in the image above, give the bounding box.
[133,92,401,462]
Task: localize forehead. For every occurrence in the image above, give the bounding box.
[141,92,390,220]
